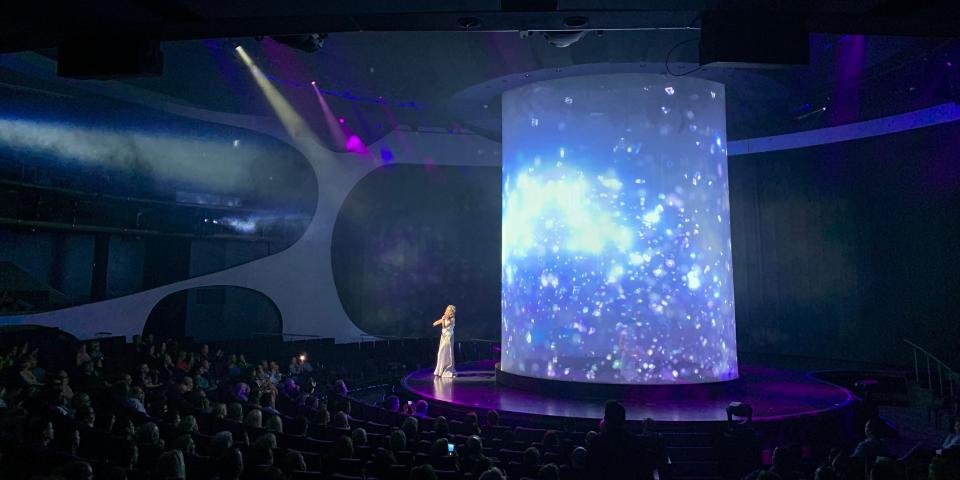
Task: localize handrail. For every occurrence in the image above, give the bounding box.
[904,338,957,399]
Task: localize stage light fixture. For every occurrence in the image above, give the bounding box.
[458,17,481,29]
[271,33,327,53]
[541,30,587,48]
[563,16,589,28]
[726,402,753,424]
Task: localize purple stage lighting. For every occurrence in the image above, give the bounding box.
[345,134,366,154]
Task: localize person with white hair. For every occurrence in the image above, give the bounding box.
[432,304,458,377]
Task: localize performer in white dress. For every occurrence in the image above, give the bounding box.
[432,305,457,378]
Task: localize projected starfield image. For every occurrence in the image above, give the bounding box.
[501,74,737,385]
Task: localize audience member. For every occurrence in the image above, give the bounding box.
[539,463,560,480]
[639,417,669,473]
[243,409,263,428]
[333,410,350,429]
[59,461,94,480]
[226,402,243,422]
[369,447,397,478]
[210,431,234,459]
[178,414,199,433]
[156,449,186,480]
[560,447,588,480]
[172,434,196,457]
[524,446,541,466]
[938,417,960,455]
[402,415,419,441]
[486,409,500,428]
[390,428,408,453]
[288,416,308,437]
[584,400,648,480]
[385,395,401,413]
[411,464,439,480]
[351,426,368,447]
[852,419,891,472]
[542,430,560,450]
[434,416,450,438]
[463,411,481,435]
[215,447,244,480]
[746,447,800,480]
[282,450,308,473]
[814,465,839,480]
[264,414,283,433]
[478,466,506,480]
[928,455,958,480]
[255,432,278,450]
[414,399,429,418]
[869,457,905,480]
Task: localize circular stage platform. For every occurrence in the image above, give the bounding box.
[402,360,855,423]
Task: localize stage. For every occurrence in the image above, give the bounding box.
[402,360,855,423]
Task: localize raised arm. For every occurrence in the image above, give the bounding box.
[432,318,444,327]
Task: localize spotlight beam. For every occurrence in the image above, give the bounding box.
[310,82,347,149]
[235,46,313,141]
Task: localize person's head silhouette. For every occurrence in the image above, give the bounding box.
[603,400,626,431]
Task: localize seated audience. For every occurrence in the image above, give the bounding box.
[6,331,948,480]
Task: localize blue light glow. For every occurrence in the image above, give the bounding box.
[501,74,737,384]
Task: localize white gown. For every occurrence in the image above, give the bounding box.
[434,317,457,377]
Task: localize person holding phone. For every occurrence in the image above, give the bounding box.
[432,305,457,378]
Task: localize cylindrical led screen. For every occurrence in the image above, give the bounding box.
[501,74,737,384]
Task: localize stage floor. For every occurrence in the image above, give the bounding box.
[402,360,854,422]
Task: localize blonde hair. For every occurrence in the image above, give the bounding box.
[445,305,456,315]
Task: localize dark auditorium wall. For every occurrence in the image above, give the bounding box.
[145,286,282,342]
[729,121,960,366]
[332,164,502,341]
[0,232,95,301]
